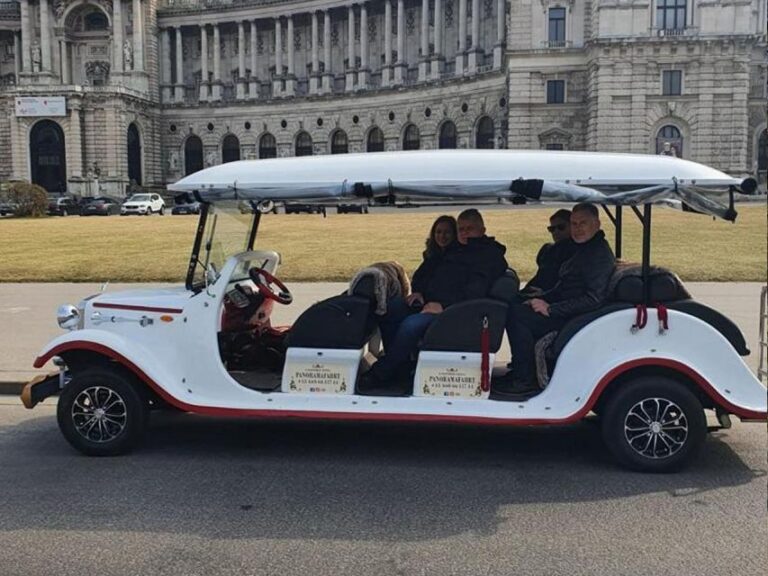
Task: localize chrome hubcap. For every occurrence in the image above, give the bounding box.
[71,386,127,443]
[624,397,688,459]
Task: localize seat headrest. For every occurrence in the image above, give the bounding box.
[350,274,377,299]
[489,269,520,304]
[612,269,688,304]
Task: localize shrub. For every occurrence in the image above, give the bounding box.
[4,181,49,217]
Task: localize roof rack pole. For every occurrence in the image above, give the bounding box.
[186,202,210,291]
[247,211,262,250]
[615,206,623,260]
[642,204,652,305]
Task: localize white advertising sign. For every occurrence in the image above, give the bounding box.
[415,351,493,400]
[282,348,362,395]
[15,96,67,117]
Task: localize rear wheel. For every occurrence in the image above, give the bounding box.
[159,206,165,215]
[601,376,706,472]
[57,367,149,456]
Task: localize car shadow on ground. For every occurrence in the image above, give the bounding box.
[0,411,765,543]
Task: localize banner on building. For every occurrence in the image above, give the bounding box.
[14,96,66,117]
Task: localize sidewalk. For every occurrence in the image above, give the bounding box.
[1,282,763,394]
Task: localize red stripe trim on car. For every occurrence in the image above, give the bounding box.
[33,342,768,422]
[92,303,183,314]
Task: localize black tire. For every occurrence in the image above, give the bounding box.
[159,206,165,215]
[57,367,149,456]
[601,376,706,472]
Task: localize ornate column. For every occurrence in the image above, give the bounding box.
[359,3,369,87]
[249,20,259,99]
[346,5,355,92]
[285,15,295,95]
[161,28,171,100]
[59,39,69,83]
[199,25,208,101]
[310,12,320,93]
[468,0,480,72]
[211,23,221,100]
[431,0,442,78]
[14,33,21,81]
[418,0,428,80]
[493,0,504,68]
[456,0,467,75]
[20,0,30,72]
[113,0,124,73]
[273,18,282,96]
[132,0,144,72]
[39,0,51,72]
[382,0,392,86]
[322,11,332,92]
[174,26,184,102]
[237,21,246,99]
[394,0,405,84]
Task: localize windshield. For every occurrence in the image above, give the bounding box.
[189,201,255,290]
[128,194,151,202]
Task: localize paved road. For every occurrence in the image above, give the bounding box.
[0,395,765,576]
[0,281,764,384]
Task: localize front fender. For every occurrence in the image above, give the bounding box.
[33,330,184,403]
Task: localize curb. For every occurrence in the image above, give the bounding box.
[0,381,24,396]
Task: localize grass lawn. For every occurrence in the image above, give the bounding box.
[1,205,765,283]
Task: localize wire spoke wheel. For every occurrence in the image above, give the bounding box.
[71,386,128,444]
[624,397,688,460]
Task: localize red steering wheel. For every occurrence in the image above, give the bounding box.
[249,267,293,305]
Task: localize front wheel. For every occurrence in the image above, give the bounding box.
[159,206,165,215]
[57,367,149,456]
[601,376,706,472]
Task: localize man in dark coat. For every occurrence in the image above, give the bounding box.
[521,209,577,296]
[359,209,508,394]
[495,203,616,395]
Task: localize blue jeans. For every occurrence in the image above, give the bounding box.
[372,297,437,381]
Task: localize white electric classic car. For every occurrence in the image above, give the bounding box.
[22,150,767,472]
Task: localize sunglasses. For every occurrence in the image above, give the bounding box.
[547,223,568,232]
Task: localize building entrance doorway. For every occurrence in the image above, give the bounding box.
[127,123,142,185]
[30,120,67,193]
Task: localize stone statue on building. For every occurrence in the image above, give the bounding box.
[168,150,179,172]
[659,141,678,157]
[205,149,217,167]
[31,41,41,73]
[123,40,133,70]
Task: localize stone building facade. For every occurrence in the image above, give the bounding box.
[0,0,765,196]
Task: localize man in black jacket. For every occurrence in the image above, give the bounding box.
[521,209,577,296]
[359,209,508,394]
[495,203,615,395]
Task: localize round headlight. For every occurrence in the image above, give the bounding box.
[57,304,80,331]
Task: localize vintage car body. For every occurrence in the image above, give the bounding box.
[23,150,767,471]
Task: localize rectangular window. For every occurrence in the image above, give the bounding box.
[656,0,687,31]
[546,80,565,104]
[662,70,682,95]
[548,7,566,46]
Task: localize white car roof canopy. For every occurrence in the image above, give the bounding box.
[168,150,751,221]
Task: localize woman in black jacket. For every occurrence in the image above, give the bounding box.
[408,215,458,308]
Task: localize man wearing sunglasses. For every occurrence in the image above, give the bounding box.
[521,209,577,297]
[495,203,615,397]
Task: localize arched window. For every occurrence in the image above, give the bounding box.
[127,123,142,185]
[476,117,495,149]
[295,131,313,156]
[367,127,384,152]
[84,11,109,31]
[331,130,348,154]
[184,135,203,175]
[259,133,276,159]
[439,121,457,149]
[222,134,241,163]
[655,125,683,157]
[403,124,420,151]
[30,120,66,193]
